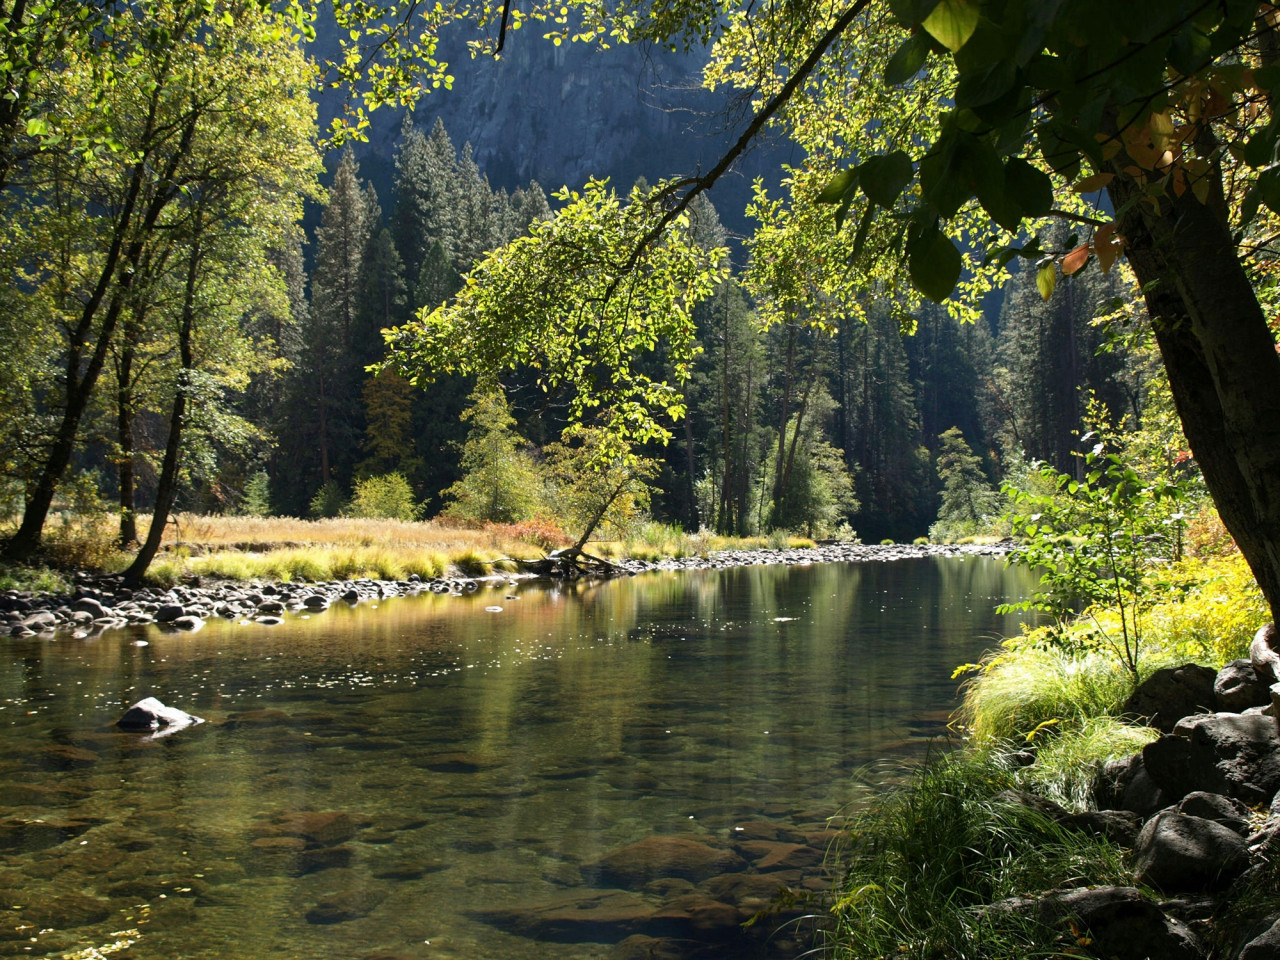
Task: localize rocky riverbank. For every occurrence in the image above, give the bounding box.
[1,540,1012,638]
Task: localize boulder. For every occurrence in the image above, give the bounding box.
[469,891,666,942]
[1097,753,1168,816]
[170,615,204,631]
[987,885,1203,960]
[256,811,358,847]
[1133,810,1250,892]
[1176,791,1250,835]
[1143,713,1280,806]
[586,836,746,888]
[70,597,110,619]
[20,609,58,630]
[1123,663,1217,733]
[1251,623,1280,682]
[732,840,822,871]
[116,697,204,733]
[1216,659,1273,713]
[154,603,185,623]
[1057,809,1144,848]
[305,890,384,925]
[1240,917,1280,960]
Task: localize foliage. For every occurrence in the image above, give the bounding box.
[442,387,544,524]
[387,178,727,469]
[347,472,421,521]
[1000,422,1190,677]
[309,481,347,519]
[930,426,998,541]
[240,471,273,517]
[828,751,1131,960]
[543,428,660,546]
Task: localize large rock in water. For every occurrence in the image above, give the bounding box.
[116,697,203,733]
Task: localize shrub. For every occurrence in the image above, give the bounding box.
[347,473,420,521]
[240,470,272,517]
[309,480,346,519]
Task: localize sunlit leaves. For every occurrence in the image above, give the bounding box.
[385,178,727,467]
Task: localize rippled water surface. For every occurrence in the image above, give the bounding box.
[0,557,1036,959]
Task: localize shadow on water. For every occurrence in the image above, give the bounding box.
[0,556,1037,960]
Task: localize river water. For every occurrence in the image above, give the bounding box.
[0,556,1036,960]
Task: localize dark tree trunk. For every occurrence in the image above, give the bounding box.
[1108,177,1280,621]
[124,233,201,585]
[116,335,138,547]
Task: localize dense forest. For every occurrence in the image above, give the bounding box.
[0,107,1162,546]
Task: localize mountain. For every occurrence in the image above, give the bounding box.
[314,22,795,244]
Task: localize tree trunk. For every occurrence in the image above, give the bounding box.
[124,233,201,585]
[116,334,138,547]
[1107,178,1280,621]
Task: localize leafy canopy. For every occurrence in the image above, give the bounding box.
[385,178,727,467]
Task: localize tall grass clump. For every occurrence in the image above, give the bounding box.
[828,751,1131,960]
[955,641,1137,745]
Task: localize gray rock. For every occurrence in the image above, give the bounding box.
[1240,917,1280,960]
[70,596,110,619]
[988,886,1203,960]
[1144,713,1280,806]
[1099,753,1170,816]
[1123,663,1218,733]
[116,696,204,733]
[1176,791,1250,835]
[1216,659,1273,712]
[170,615,204,631]
[1058,809,1144,847]
[154,603,185,623]
[1133,810,1250,892]
[256,599,286,615]
[20,609,59,630]
[302,594,330,610]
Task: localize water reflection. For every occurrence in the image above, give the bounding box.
[0,557,1035,959]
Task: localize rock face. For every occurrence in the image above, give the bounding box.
[1215,659,1274,712]
[1251,622,1280,681]
[115,697,204,734]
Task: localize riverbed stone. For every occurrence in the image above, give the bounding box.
[1133,810,1251,892]
[305,889,385,925]
[154,603,185,623]
[27,742,99,770]
[586,836,746,888]
[469,891,660,941]
[612,935,695,960]
[733,840,822,871]
[16,892,112,929]
[256,810,358,846]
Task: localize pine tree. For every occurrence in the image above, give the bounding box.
[930,427,998,541]
[392,115,460,303]
[442,386,544,523]
[300,148,374,489]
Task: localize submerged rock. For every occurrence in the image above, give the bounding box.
[586,836,746,888]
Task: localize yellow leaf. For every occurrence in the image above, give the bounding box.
[1036,263,1056,300]
[1094,223,1122,274]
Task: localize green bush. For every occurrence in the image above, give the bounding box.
[240,470,272,517]
[347,473,420,521]
[308,480,346,518]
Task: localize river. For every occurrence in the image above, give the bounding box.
[0,555,1037,959]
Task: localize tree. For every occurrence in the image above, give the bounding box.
[441,386,544,523]
[931,427,997,542]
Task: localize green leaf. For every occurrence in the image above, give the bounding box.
[1035,262,1056,300]
[25,117,48,137]
[852,202,876,260]
[1004,158,1053,217]
[907,225,963,302]
[922,0,980,52]
[884,33,931,85]
[858,151,913,208]
[817,167,857,204]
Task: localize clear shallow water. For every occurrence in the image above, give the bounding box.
[0,557,1036,960]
